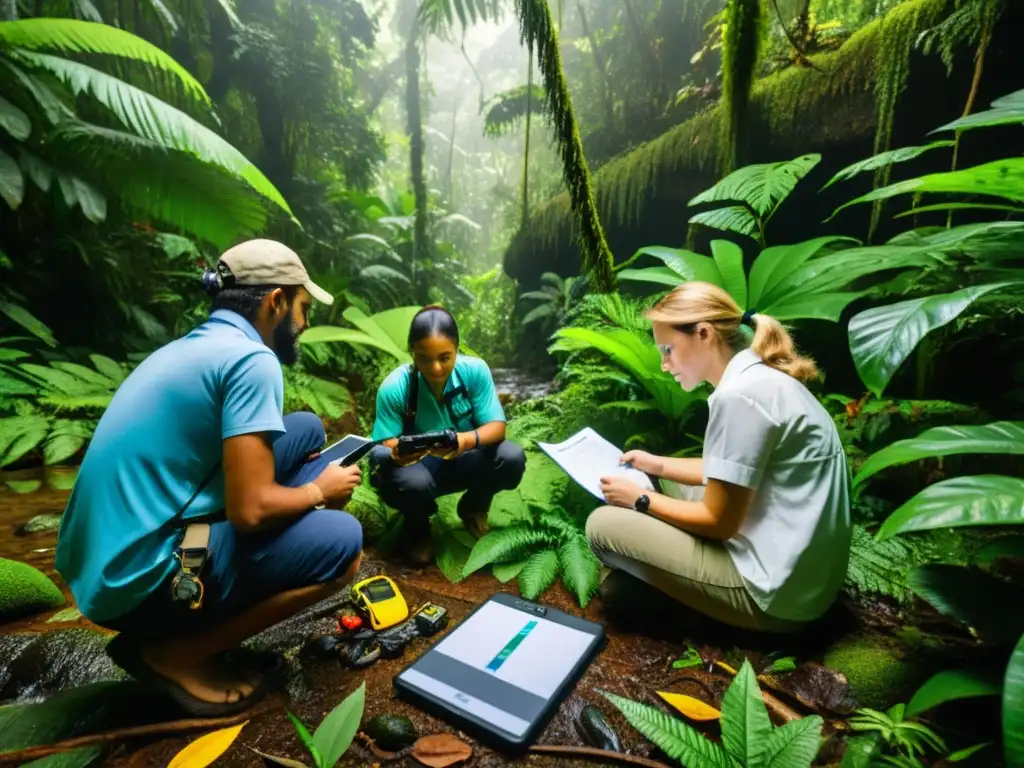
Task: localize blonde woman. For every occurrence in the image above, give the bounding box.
[587,282,852,632]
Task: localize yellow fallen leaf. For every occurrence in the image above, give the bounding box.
[657,692,722,721]
[715,660,739,675]
[168,721,249,768]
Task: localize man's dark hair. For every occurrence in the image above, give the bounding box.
[211,285,299,322]
[408,305,459,348]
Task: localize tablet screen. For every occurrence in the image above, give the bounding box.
[396,598,600,738]
[320,435,372,465]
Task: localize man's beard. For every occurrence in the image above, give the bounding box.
[272,316,302,365]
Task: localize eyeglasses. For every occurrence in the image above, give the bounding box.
[656,344,673,358]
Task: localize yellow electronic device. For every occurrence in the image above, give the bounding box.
[350,575,409,631]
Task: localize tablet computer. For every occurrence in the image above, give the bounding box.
[319,434,375,466]
[393,592,605,751]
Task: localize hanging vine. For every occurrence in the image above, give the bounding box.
[512,0,616,293]
[720,0,766,173]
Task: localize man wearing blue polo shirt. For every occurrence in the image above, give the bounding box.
[55,239,364,717]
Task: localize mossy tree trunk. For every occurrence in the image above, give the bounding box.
[521,44,533,228]
[721,0,765,173]
[513,0,616,293]
[406,33,430,302]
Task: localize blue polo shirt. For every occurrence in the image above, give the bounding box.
[371,356,506,440]
[55,310,286,623]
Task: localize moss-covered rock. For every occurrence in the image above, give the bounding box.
[0,558,65,621]
[822,633,932,710]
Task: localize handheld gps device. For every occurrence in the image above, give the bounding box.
[397,429,459,457]
[351,575,409,630]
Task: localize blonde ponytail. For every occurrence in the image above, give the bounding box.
[748,311,820,383]
[646,281,820,384]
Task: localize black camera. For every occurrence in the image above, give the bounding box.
[396,429,459,457]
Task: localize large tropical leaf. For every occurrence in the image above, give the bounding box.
[720,659,772,765]
[0,300,57,346]
[710,240,746,309]
[821,141,955,190]
[0,19,206,103]
[762,716,825,767]
[342,305,421,362]
[616,266,688,288]
[0,94,31,141]
[908,564,1024,643]
[1005,634,1024,767]
[747,236,859,310]
[312,681,365,768]
[688,154,821,217]
[416,0,504,38]
[905,667,1002,718]
[15,51,292,218]
[688,205,759,238]
[876,475,1024,540]
[848,281,1019,397]
[299,326,398,357]
[832,159,1024,217]
[601,691,730,767]
[0,414,50,467]
[0,148,24,208]
[51,122,268,248]
[623,246,723,286]
[854,421,1024,487]
[931,87,1024,134]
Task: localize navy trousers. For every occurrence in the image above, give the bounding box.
[369,440,527,532]
[102,412,363,640]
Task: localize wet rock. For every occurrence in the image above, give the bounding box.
[491,368,553,405]
[0,557,65,621]
[15,513,63,536]
[762,661,859,716]
[0,628,124,702]
[364,713,418,750]
[822,633,932,710]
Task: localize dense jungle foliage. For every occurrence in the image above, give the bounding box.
[1,0,1022,765]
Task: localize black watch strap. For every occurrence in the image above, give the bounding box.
[633,494,650,513]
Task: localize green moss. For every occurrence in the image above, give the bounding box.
[823,633,932,710]
[505,0,950,280]
[0,557,65,621]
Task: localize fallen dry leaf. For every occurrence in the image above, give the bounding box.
[763,662,858,716]
[657,691,722,721]
[411,733,473,767]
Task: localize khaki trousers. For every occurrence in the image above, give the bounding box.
[585,481,805,633]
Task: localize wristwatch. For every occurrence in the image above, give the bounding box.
[633,494,650,513]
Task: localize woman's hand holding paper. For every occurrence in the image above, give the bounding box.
[599,475,646,508]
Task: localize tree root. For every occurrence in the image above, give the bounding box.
[0,709,262,764]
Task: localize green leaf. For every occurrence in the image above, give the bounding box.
[0,300,57,346]
[839,734,882,767]
[557,535,601,608]
[832,159,1024,218]
[763,291,866,323]
[908,564,1024,643]
[44,419,92,465]
[617,266,687,288]
[822,141,955,190]
[688,154,821,217]
[0,148,25,209]
[975,535,1024,565]
[601,690,729,767]
[854,421,1024,488]
[689,206,759,238]
[248,748,310,768]
[630,246,723,286]
[932,87,1024,133]
[877,475,1024,540]
[20,150,53,193]
[341,305,419,362]
[1004,633,1024,766]
[522,304,556,326]
[462,525,554,577]
[762,715,824,767]
[6,479,42,493]
[0,94,31,141]
[0,414,50,467]
[848,282,1018,398]
[517,548,559,600]
[22,746,102,768]
[56,172,106,223]
[905,667,1002,718]
[14,51,292,218]
[286,711,322,767]
[87,355,124,383]
[710,240,747,309]
[720,659,772,766]
[492,559,527,584]
[894,202,1024,219]
[747,236,859,310]
[299,326,394,354]
[434,524,473,584]
[947,742,991,763]
[0,19,207,103]
[672,647,703,669]
[46,607,83,623]
[311,681,365,768]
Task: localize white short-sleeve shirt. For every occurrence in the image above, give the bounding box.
[702,347,852,621]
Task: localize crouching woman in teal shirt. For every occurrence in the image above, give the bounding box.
[370,306,526,565]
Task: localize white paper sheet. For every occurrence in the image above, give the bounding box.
[537,427,654,501]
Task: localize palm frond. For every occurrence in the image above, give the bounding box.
[0,19,207,104]
[483,83,547,137]
[50,121,268,247]
[14,50,293,218]
[416,0,505,39]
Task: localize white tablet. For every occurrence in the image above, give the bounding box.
[393,592,605,751]
[319,434,374,466]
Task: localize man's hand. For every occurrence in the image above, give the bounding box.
[390,443,429,467]
[439,431,473,461]
[620,449,663,476]
[313,464,362,506]
[599,475,646,509]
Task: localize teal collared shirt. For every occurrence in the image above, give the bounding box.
[55,310,286,623]
[371,355,506,440]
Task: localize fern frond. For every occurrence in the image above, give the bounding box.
[44,417,94,464]
[14,51,291,217]
[284,371,352,420]
[0,414,50,467]
[0,19,207,104]
[416,0,505,39]
[462,525,556,577]
[558,535,601,607]
[844,524,933,603]
[483,84,547,137]
[518,548,559,599]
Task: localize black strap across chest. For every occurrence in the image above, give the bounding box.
[403,364,476,435]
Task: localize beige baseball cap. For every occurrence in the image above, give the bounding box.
[218,239,334,305]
